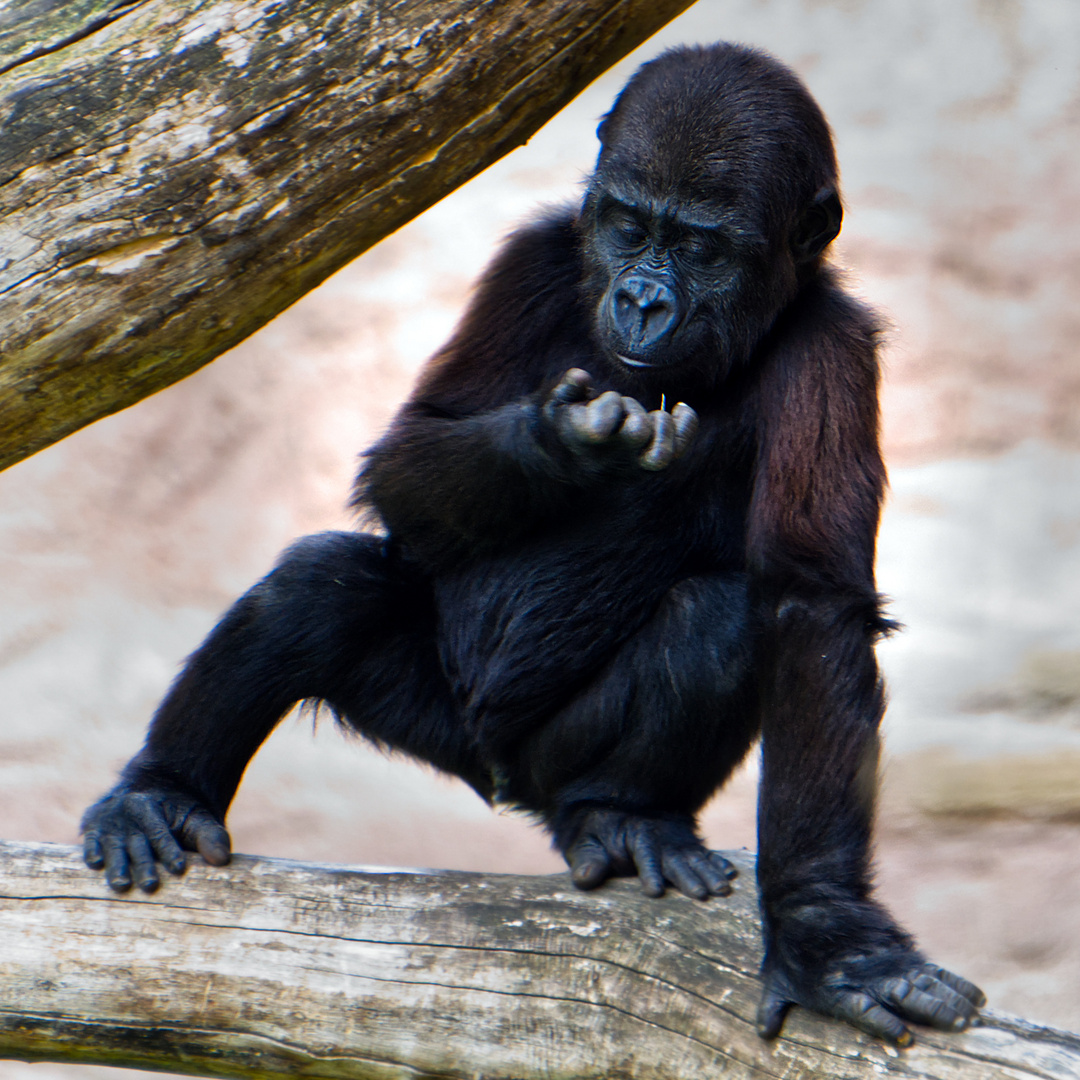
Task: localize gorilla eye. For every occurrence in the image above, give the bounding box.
[678,232,722,263]
[609,214,647,247]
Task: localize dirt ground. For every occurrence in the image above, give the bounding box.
[2,1,1080,1076]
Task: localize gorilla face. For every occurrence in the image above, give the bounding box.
[583,185,773,381]
[582,176,842,390]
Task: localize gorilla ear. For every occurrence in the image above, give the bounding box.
[596,110,613,146]
[792,188,842,263]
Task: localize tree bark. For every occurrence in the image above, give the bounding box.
[0,841,1076,1080]
[0,0,692,472]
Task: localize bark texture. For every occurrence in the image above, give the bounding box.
[0,840,1077,1080]
[0,0,692,471]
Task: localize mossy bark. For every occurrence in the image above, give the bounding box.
[0,0,692,471]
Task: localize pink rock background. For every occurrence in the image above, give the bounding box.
[2,1,1080,1072]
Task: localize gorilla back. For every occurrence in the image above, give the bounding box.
[82,43,986,1046]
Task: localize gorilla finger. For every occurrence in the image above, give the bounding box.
[571,862,609,890]
[154,840,187,875]
[127,833,160,893]
[568,838,613,891]
[551,369,594,403]
[625,829,666,897]
[180,809,231,866]
[149,827,187,875]
[908,973,981,1021]
[921,964,987,1009]
[617,397,652,449]
[708,850,739,880]
[639,410,676,471]
[83,832,105,870]
[685,850,732,896]
[829,991,913,1047]
[196,830,232,867]
[756,980,793,1040]
[583,391,627,441]
[561,402,595,445]
[671,403,699,457]
[661,850,709,900]
[102,834,133,892]
[879,981,972,1032]
[125,796,187,874]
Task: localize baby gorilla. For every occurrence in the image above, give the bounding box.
[83,43,985,1045]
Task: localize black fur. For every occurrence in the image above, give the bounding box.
[81,44,985,1044]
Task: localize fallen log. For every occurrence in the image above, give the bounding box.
[0,840,1077,1079]
[0,0,692,471]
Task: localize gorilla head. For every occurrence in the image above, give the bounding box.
[580,44,843,386]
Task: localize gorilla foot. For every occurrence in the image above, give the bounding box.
[561,807,736,900]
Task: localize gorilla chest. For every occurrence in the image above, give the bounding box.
[433,453,750,699]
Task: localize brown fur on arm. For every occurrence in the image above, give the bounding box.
[747,273,886,598]
[747,276,912,985]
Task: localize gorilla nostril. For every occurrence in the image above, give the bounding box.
[612,278,678,346]
[645,301,673,336]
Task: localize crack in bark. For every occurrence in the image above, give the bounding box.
[166,917,758,1012]
[299,964,784,1077]
[0,0,149,77]
[0,1011,458,1080]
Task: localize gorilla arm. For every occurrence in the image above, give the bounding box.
[358,215,694,570]
[746,276,985,1045]
[363,370,694,568]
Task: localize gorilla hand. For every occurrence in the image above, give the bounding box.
[758,906,986,1046]
[543,369,698,471]
[82,782,231,893]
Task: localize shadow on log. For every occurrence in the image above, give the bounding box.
[0,0,692,471]
[0,840,1077,1079]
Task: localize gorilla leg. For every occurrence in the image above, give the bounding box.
[83,532,484,890]
[496,573,759,899]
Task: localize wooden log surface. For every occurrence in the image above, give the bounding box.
[0,840,1077,1079]
[0,0,692,471]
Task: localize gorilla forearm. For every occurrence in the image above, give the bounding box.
[756,593,885,912]
[360,400,580,564]
[361,374,697,569]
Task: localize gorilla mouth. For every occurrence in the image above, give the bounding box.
[617,354,653,368]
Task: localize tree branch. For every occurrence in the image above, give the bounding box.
[0,840,1075,1079]
[0,0,692,471]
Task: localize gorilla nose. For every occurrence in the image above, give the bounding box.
[611,277,678,350]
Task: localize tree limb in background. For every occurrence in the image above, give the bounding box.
[0,0,693,471]
[0,841,1076,1079]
